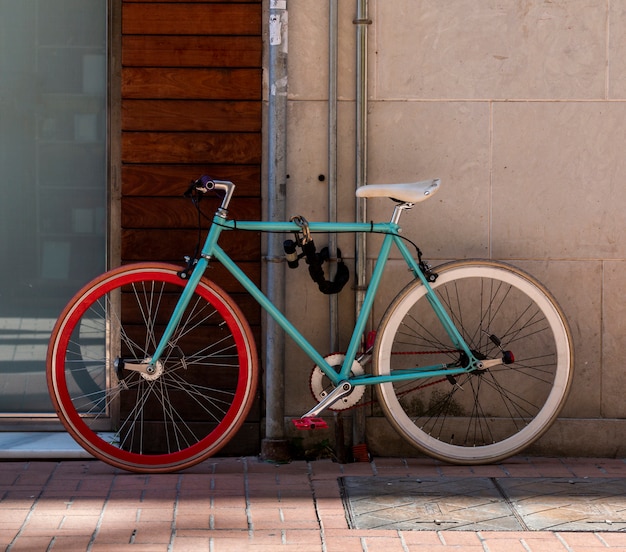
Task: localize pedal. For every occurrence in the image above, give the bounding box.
[292,417,328,430]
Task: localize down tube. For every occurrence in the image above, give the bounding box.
[211,244,340,383]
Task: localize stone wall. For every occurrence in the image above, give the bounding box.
[277,0,626,457]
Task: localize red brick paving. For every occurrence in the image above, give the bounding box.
[2,456,626,550]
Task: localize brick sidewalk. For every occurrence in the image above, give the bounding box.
[2,456,626,551]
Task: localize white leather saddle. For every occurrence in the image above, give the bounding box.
[355,178,440,203]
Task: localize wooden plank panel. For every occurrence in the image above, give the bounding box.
[119,261,261,294]
[122,132,261,164]
[115,419,261,456]
[122,100,261,132]
[121,196,260,228]
[122,36,261,68]
[121,293,260,326]
[120,0,263,447]
[199,264,262,302]
[121,165,260,197]
[218,423,260,455]
[123,4,261,36]
[197,263,261,293]
[122,68,261,100]
[121,229,260,262]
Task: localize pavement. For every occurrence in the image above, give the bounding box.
[3,455,626,551]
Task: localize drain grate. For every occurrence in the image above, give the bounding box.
[340,476,626,532]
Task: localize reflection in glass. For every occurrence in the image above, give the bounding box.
[0,0,107,414]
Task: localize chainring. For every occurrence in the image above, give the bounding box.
[309,353,365,411]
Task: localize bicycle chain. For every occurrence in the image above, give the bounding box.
[314,348,459,412]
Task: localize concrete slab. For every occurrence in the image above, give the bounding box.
[498,477,626,532]
[340,476,626,532]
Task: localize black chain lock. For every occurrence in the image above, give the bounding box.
[283,216,350,295]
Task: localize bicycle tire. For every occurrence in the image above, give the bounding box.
[47,263,258,473]
[374,259,573,464]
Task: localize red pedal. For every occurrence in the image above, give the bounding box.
[292,417,328,430]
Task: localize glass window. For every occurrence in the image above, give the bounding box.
[0,0,107,415]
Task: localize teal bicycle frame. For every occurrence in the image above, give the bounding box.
[150,189,478,397]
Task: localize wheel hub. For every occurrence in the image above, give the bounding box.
[114,357,164,381]
[140,359,164,381]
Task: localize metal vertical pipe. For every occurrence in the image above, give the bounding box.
[353,0,370,447]
[328,0,339,354]
[261,0,290,462]
[355,0,369,315]
[328,0,347,463]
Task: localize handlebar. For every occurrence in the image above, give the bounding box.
[185,176,236,215]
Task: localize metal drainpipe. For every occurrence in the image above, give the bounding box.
[353,0,370,446]
[328,0,339,355]
[328,0,346,462]
[261,0,290,462]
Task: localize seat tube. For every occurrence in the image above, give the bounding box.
[394,236,472,357]
[341,233,395,370]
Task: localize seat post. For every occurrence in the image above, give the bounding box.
[391,202,414,225]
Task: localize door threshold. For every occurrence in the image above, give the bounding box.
[0,432,93,459]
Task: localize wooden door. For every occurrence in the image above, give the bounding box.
[119,0,262,454]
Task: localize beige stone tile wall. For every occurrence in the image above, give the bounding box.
[374,1,607,100]
[279,0,626,456]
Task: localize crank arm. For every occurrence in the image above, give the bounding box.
[301,381,354,418]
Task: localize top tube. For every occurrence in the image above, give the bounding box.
[191,176,415,236]
[214,219,399,235]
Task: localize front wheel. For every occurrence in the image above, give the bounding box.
[47,263,258,473]
[374,260,573,464]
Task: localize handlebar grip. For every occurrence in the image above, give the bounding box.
[197,175,215,190]
[184,175,215,197]
[184,176,235,211]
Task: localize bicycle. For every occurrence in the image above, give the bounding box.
[47,176,574,473]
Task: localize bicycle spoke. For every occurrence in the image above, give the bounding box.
[374,260,573,464]
[48,264,258,472]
